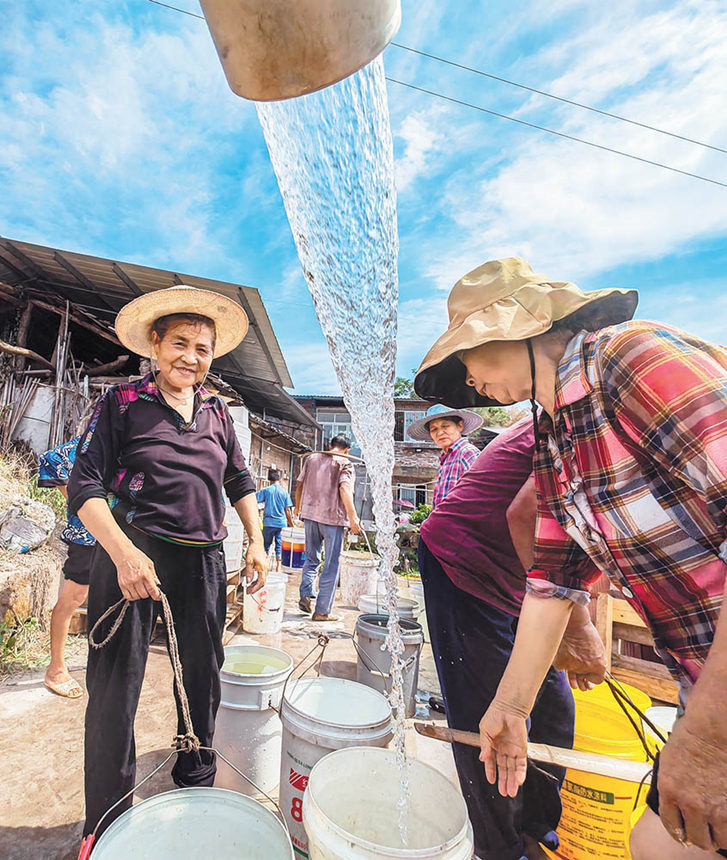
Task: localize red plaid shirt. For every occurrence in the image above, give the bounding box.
[433,436,480,507]
[529,321,727,686]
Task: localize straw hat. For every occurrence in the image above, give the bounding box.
[406,404,482,442]
[414,257,638,407]
[114,286,248,358]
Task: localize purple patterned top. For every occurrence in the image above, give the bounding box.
[68,374,255,546]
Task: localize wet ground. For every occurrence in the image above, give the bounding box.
[0,573,456,860]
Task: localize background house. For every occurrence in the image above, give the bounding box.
[0,237,319,494]
[293,394,503,520]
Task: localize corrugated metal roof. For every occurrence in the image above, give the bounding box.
[0,236,317,426]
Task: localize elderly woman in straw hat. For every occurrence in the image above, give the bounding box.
[406,404,482,507]
[68,285,268,838]
[415,258,727,859]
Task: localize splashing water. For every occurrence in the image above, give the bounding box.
[257,56,411,840]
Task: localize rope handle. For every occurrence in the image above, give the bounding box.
[86,593,291,852]
[88,592,199,754]
[604,672,669,764]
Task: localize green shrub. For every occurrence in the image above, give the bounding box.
[409,504,432,525]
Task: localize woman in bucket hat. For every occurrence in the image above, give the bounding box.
[415,258,727,858]
[68,285,268,839]
[407,404,482,507]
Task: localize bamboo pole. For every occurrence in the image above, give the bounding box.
[413,722,652,785]
[0,339,54,371]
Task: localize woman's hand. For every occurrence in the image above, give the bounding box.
[553,618,607,691]
[112,542,161,601]
[245,543,268,595]
[479,699,529,798]
[657,704,727,851]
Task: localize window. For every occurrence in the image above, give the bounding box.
[396,483,427,507]
[316,409,361,457]
[404,410,426,441]
[394,410,427,442]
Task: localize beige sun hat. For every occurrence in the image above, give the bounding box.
[406,403,483,442]
[114,285,249,358]
[414,257,638,407]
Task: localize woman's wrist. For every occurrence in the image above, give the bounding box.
[107,533,136,566]
[491,686,534,720]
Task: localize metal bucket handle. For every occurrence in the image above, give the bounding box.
[345,523,377,567]
[274,633,330,717]
[78,744,290,858]
[350,629,423,680]
[242,575,285,613]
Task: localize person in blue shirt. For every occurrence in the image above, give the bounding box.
[38,436,97,699]
[256,469,294,572]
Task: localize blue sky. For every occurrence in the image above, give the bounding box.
[2,0,726,394]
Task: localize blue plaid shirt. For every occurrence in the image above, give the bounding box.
[38,437,96,546]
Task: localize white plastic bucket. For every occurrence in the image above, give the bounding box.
[358,593,421,621]
[91,787,293,858]
[403,578,424,606]
[214,644,293,796]
[339,550,381,606]
[355,614,423,718]
[281,526,306,573]
[303,747,473,860]
[243,573,288,635]
[280,677,393,857]
[223,505,245,573]
[644,705,679,747]
[393,578,428,640]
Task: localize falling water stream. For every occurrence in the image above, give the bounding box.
[257,56,411,841]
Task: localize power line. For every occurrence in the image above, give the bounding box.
[390,42,727,155]
[147,0,203,18]
[144,1,725,157]
[386,77,727,189]
[144,0,726,188]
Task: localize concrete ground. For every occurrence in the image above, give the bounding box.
[0,574,457,860]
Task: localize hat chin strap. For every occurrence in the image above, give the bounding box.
[526,339,541,452]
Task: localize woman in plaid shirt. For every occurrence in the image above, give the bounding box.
[415,258,727,858]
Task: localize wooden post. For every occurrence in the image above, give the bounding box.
[596,592,614,674]
[13,301,33,372]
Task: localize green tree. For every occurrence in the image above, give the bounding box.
[471,406,508,427]
[393,374,419,398]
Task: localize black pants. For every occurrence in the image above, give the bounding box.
[419,539,575,860]
[83,522,227,836]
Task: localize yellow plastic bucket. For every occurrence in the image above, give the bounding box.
[544,681,652,860]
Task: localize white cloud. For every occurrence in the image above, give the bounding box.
[410,0,727,291]
[0,4,254,265]
[394,106,446,192]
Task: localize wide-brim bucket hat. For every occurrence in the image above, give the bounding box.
[115,285,249,358]
[414,257,638,407]
[406,404,483,441]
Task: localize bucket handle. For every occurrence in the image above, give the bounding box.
[274,633,330,717]
[349,631,423,680]
[346,525,377,567]
[604,672,667,762]
[241,575,284,612]
[78,743,290,858]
